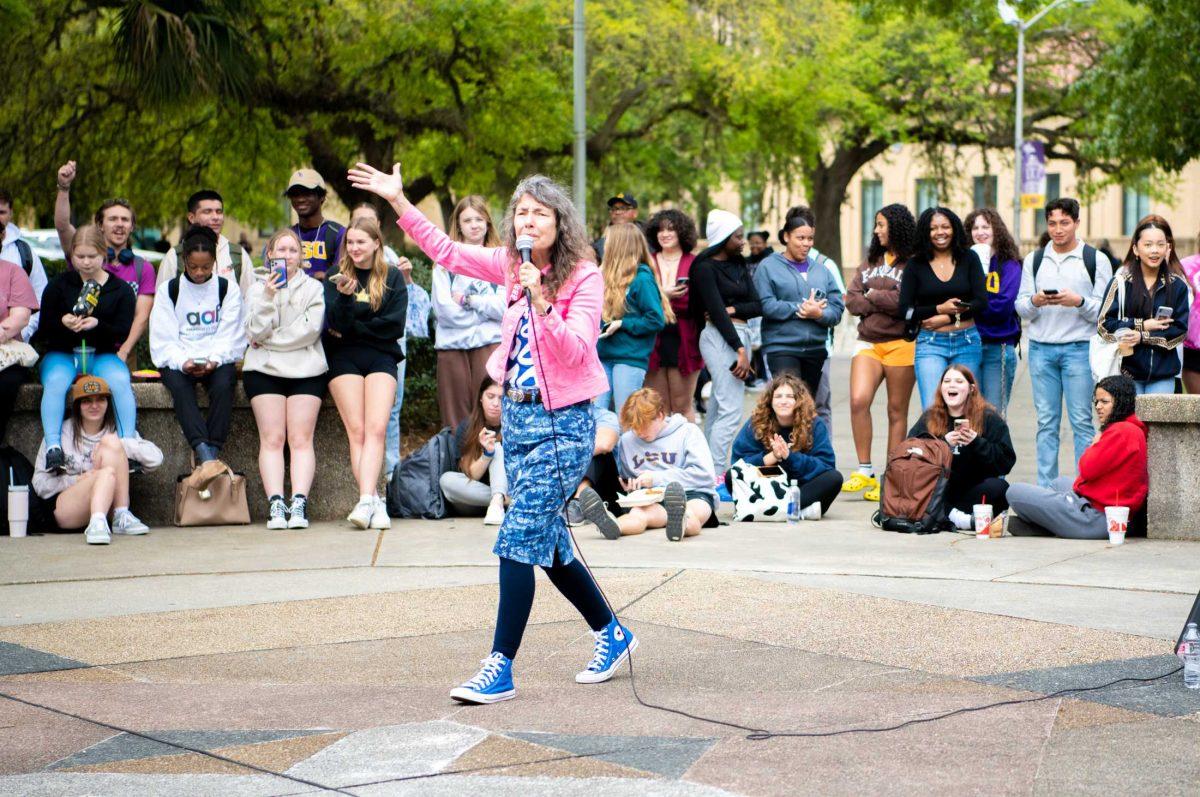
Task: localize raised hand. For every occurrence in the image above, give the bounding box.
[347,162,408,210]
[57,160,77,190]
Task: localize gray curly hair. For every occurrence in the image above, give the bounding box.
[500,175,594,301]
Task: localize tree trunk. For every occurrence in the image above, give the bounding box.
[808,141,889,272]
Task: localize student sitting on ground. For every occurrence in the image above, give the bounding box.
[731,374,843,519]
[1006,375,1147,539]
[150,225,247,464]
[576,388,717,541]
[31,376,162,544]
[439,377,508,525]
[907,364,1015,531]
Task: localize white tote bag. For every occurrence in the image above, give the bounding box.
[1089,272,1127,382]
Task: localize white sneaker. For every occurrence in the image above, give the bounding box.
[369,497,391,530]
[483,495,505,526]
[348,497,375,529]
[112,510,149,535]
[85,515,111,545]
[800,501,822,521]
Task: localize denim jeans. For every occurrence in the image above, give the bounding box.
[1135,377,1175,395]
[385,338,407,474]
[979,341,1018,414]
[914,327,983,409]
[596,361,646,414]
[39,351,137,445]
[1027,340,1094,487]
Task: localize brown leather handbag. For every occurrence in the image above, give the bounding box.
[174,460,251,526]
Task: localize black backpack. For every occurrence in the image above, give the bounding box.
[168,276,229,306]
[1032,244,1103,286]
[386,427,458,519]
[14,240,33,276]
[0,445,52,535]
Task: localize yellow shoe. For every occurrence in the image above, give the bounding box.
[863,486,880,502]
[842,472,878,494]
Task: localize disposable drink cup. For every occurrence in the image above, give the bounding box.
[1105,506,1129,545]
[73,346,90,374]
[8,485,28,538]
[973,504,993,539]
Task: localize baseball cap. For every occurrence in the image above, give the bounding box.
[607,192,638,208]
[285,169,326,195]
[69,375,112,404]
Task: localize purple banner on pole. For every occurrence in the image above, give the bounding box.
[1020,140,1046,209]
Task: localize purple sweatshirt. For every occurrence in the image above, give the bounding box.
[976,256,1021,345]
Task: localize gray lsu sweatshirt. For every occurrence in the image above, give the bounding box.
[616,414,717,499]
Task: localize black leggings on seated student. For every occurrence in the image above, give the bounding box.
[945,477,1009,515]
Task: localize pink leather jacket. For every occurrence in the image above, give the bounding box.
[399,207,608,410]
[1181,254,1200,350]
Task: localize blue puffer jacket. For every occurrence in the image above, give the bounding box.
[752,252,844,355]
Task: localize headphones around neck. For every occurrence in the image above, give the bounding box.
[106,246,135,265]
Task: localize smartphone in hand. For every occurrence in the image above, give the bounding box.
[1156,305,1173,320]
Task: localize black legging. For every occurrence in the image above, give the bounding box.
[947,477,1009,515]
[0,365,28,444]
[765,351,826,399]
[493,553,612,660]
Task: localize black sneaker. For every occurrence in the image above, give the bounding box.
[45,446,65,473]
[577,487,621,540]
[267,496,289,530]
[663,482,686,541]
[287,494,309,529]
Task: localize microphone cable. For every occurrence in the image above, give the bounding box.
[522,284,1185,742]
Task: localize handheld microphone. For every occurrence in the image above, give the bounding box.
[516,235,535,304]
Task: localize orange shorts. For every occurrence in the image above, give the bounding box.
[853,338,915,367]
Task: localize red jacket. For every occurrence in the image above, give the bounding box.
[1074,415,1148,512]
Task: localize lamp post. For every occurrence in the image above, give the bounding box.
[997,0,1091,247]
[573,0,586,218]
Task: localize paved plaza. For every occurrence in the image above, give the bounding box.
[2,354,1198,796]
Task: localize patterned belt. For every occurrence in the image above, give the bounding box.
[504,385,541,403]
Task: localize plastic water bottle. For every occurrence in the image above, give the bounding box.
[786,482,802,527]
[1182,623,1200,690]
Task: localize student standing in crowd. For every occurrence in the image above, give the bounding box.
[432,196,505,428]
[907,365,1014,531]
[156,190,256,298]
[285,169,345,280]
[1180,233,1200,394]
[439,377,508,524]
[596,223,670,412]
[150,225,247,464]
[592,192,638,261]
[54,161,157,363]
[577,388,717,542]
[325,218,408,530]
[35,224,138,473]
[692,209,760,486]
[731,374,843,519]
[1016,198,1113,487]
[746,230,773,266]
[964,208,1023,413]
[900,207,987,408]
[352,163,636,706]
[0,240,38,443]
[644,209,703,422]
[0,189,48,341]
[1098,215,1189,394]
[349,203,432,476]
[32,375,161,544]
[843,204,916,502]
[753,214,845,399]
[1006,375,1146,539]
[243,229,328,530]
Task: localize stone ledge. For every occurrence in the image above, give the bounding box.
[10,383,357,526]
[1137,394,1200,541]
[1134,394,1200,424]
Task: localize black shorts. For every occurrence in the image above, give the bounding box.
[242,370,328,400]
[1184,347,1200,373]
[684,489,720,528]
[326,345,401,380]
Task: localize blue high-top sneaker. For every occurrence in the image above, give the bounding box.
[450,652,516,704]
[575,617,638,684]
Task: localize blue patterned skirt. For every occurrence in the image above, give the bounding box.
[495,398,595,566]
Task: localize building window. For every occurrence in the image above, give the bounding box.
[1123,187,1151,235]
[1034,173,1062,236]
[973,175,998,209]
[916,179,938,214]
[861,179,883,258]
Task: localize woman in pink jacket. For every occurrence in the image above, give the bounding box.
[349,163,637,705]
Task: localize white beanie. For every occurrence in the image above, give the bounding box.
[705,209,742,248]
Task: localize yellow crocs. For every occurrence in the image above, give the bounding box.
[863,485,881,502]
[842,472,878,494]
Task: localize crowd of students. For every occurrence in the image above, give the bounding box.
[0,161,1183,544]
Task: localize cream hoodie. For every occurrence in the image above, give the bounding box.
[242,269,328,378]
